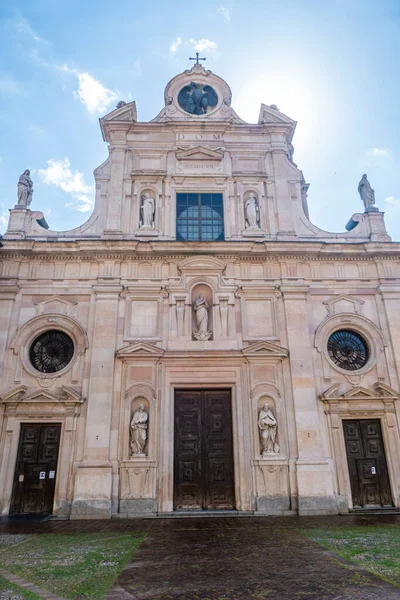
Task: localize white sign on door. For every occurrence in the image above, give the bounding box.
[39,471,46,480]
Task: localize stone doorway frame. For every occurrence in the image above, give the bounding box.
[0,386,84,517]
[320,382,400,511]
[158,356,251,513]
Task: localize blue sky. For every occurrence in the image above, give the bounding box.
[1,0,400,239]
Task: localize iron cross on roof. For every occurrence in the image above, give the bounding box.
[189,52,206,65]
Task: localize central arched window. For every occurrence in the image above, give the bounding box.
[176,193,224,241]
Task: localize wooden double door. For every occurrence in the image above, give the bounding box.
[10,424,61,515]
[343,419,393,508]
[174,389,235,510]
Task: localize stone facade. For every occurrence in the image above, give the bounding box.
[1,63,400,518]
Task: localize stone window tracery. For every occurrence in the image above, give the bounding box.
[327,330,369,371]
[29,330,75,374]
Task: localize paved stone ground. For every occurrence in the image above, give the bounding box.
[0,515,399,600]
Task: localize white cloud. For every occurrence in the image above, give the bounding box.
[189,38,217,53]
[368,148,390,157]
[68,69,118,115]
[170,37,182,53]
[16,16,49,44]
[39,158,94,213]
[217,6,230,21]
[385,195,400,205]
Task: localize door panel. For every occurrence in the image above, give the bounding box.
[10,424,61,515]
[343,419,393,508]
[174,389,235,510]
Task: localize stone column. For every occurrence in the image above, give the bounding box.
[71,284,122,519]
[281,285,337,515]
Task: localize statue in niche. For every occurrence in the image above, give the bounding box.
[17,170,33,207]
[140,193,155,228]
[193,293,212,341]
[358,174,376,211]
[130,404,148,455]
[258,402,279,455]
[244,192,260,228]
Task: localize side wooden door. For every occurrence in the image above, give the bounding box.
[343,419,393,508]
[10,424,61,515]
[174,389,235,510]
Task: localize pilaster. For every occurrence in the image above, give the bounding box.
[71,283,122,519]
[281,284,337,514]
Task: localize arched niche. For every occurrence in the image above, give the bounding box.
[138,188,156,229]
[130,397,150,457]
[243,190,260,229]
[123,383,156,460]
[191,283,213,341]
[257,395,280,456]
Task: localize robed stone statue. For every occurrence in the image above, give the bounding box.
[244,192,260,228]
[17,170,33,207]
[140,193,155,228]
[358,174,375,211]
[130,404,149,455]
[258,403,279,455]
[193,293,212,341]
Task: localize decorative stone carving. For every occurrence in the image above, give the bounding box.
[258,403,279,455]
[177,82,218,115]
[193,293,212,341]
[130,404,148,455]
[140,193,155,228]
[244,192,260,229]
[358,174,376,211]
[17,170,33,207]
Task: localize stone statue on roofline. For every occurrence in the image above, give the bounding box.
[17,170,33,207]
[358,174,377,212]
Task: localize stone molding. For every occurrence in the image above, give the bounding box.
[314,312,387,380]
[9,313,89,382]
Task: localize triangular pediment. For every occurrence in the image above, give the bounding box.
[175,146,224,161]
[323,294,364,316]
[258,103,295,125]
[374,382,399,399]
[116,341,164,358]
[1,386,83,404]
[242,341,289,358]
[321,382,398,402]
[101,101,137,123]
[1,385,27,403]
[343,386,376,399]
[35,295,77,317]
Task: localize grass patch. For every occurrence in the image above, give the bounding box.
[0,532,146,600]
[302,525,400,588]
[0,573,41,599]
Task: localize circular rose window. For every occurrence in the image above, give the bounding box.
[29,330,74,373]
[177,82,218,115]
[327,329,369,371]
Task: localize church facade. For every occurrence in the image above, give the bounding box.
[1,63,400,518]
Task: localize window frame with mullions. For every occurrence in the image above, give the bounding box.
[176,192,225,242]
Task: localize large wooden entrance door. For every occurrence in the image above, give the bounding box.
[10,424,61,515]
[174,389,235,510]
[343,419,393,508]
